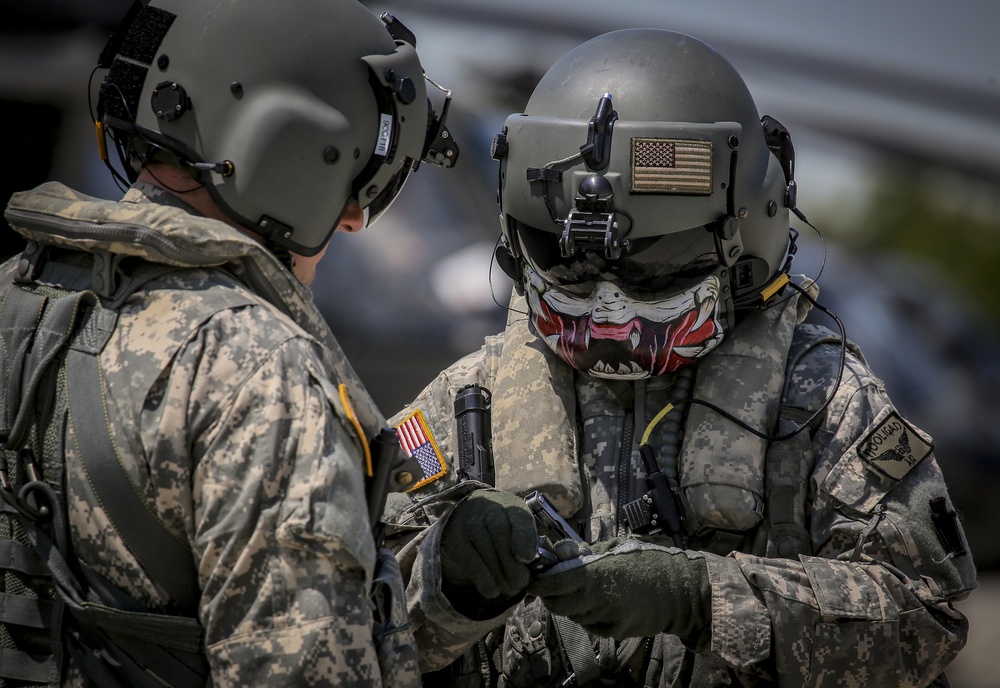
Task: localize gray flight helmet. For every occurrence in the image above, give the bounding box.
[98,0,455,256]
[493,28,797,309]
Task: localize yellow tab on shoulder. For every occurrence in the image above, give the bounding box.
[338,383,372,477]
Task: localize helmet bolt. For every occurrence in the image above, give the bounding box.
[157,54,169,70]
[230,81,244,98]
[728,135,740,149]
[323,146,340,164]
[738,207,749,219]
[768,201,778,217]
[393,76,416,104]
[728,246,742,259]
[366,185,379,198]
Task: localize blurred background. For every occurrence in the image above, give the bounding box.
[2,1,998,684]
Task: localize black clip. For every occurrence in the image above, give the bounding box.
[579,93,617,171]
[380,12,417,47]
[623,445,685,547]
[0,449,50,521]
[13,241,48,285]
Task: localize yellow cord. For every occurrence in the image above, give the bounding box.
[640,403,674,446]
[95,121,108,162]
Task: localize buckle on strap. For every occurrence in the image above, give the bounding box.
[0,449,51,521]
[13,241,49,285]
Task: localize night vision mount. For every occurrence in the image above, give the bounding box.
[560,93,629,260]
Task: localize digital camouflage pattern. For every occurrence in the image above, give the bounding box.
[2,181,419,687]
[386,290,977,687]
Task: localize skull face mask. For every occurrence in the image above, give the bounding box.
[524,265,726,379]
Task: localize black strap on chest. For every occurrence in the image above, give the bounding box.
[0,243,207,686]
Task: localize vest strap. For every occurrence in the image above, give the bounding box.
[552,614,600,686]
[0,646,57,683]
[66,306,201,609]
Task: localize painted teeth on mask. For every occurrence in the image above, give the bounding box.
[675,335,726,359]
[629,325,640,350]
[693,293,713,331]
[585,327,591,349]
[691,290,716,330]
[673,345,702,358]
[590,360,648,377]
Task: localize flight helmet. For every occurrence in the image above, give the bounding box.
[492,29,799,378]
[97,0,458,256]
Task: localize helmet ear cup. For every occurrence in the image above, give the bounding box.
[494,242,524,295]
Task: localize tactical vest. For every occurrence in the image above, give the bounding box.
[1,237,422,688]
[429,291,843,688]
[0,244,209,687]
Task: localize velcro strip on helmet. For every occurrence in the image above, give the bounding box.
[100,6,176,125]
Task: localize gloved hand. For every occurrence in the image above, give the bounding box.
[440,490,538,607]
[527,538,711,642]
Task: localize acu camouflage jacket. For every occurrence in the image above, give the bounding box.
[386,288,977,687]
[1,182,418,687]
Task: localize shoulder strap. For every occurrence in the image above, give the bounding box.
[12,244,202,608]
[753,414,814,558]
[752,323,853,558]
[65,301,201,608]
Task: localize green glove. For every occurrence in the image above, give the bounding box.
[440,490,538,607]
[527,538,711,642]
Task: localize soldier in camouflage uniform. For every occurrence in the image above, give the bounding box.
[0,0,457,685]
[385,30,977,687]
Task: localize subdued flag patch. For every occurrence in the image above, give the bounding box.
[858,411,933,481]
[630,138,713,194]
[396,409,447,490]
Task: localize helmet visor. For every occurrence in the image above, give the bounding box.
[514,219,720,298]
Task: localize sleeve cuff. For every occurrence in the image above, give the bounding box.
[705,553,772,668]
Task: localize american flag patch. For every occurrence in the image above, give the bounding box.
[395,409,447,490]
[630,138,713,194]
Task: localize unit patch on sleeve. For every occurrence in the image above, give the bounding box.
[857,411,933,481]
[396,409,447,491]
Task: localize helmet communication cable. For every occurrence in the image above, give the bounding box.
[641,280,846,444]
